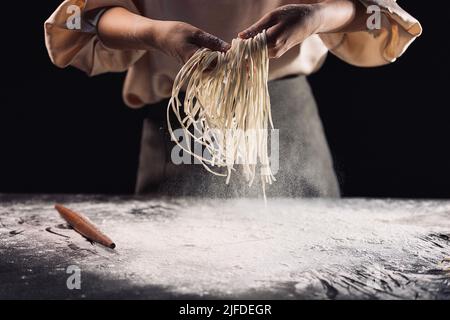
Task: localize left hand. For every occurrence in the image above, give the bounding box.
[239,4,323,59]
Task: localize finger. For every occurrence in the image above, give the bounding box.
[194,31,231,52]
[180,44,200,64]
[205,58,218,72]
[266,24,288,59]
[265,24,282,47]
[238,12,277,39]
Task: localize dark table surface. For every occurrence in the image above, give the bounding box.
[0,194,449,299]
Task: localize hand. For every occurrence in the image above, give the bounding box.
[153,21,230,64]
[239,4,322,59]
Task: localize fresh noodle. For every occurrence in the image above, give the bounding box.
[167,31,275,199]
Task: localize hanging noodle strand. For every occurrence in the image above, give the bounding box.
[167,31,275,199]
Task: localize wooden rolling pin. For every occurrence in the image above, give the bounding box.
[54,204,116,249]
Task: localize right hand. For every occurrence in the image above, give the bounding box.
[152,21,231,64]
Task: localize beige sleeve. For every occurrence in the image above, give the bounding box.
[44,0,146,76]
[319,0,422,67]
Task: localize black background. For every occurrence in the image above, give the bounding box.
[0,1,448,198]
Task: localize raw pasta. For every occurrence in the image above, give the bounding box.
[167,31,275,198]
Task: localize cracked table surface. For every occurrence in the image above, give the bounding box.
[1,194,450,299]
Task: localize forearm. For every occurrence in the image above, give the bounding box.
[316,0,369,34]
[97,7,158,51]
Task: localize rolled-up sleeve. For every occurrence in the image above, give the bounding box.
[319,0,422,67]
[44,0,146,76]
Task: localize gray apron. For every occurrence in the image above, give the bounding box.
[136,75,340,198]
